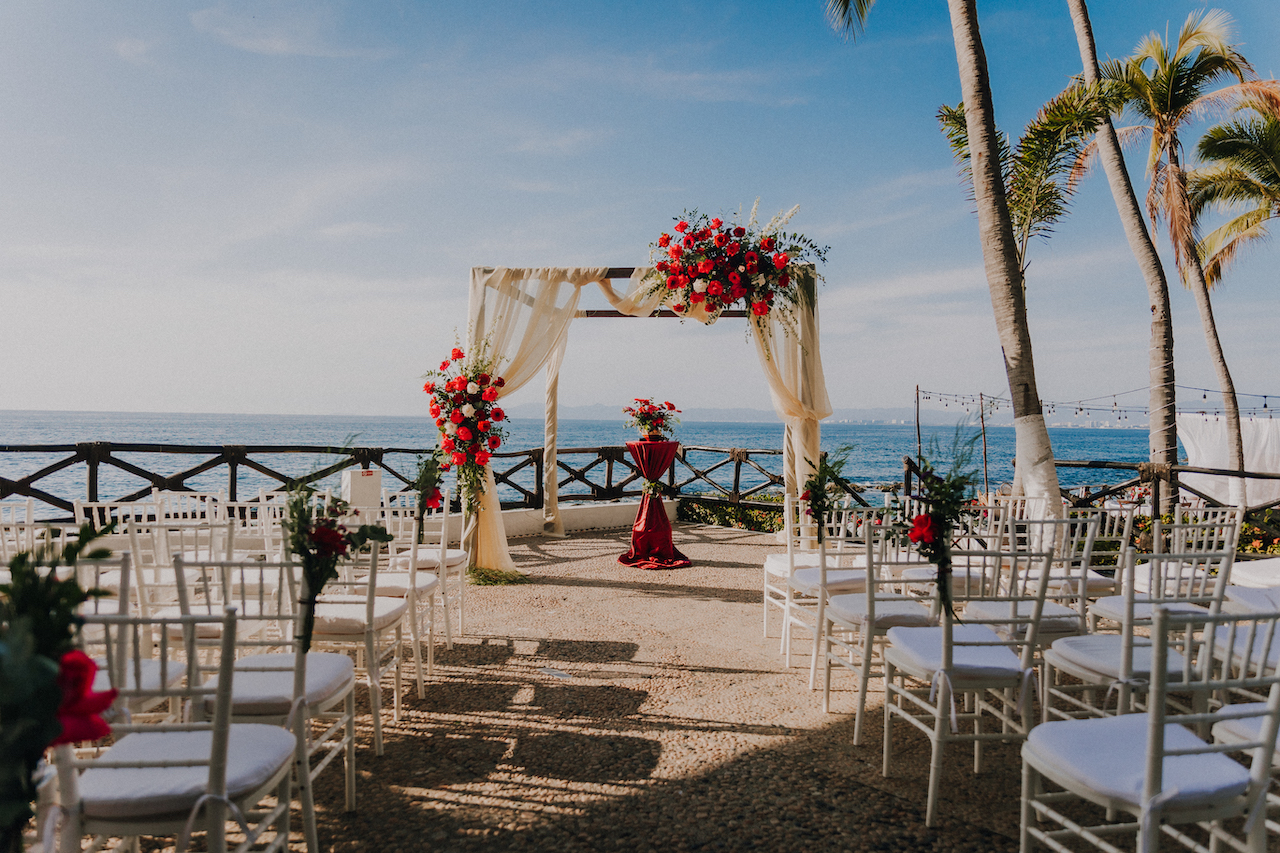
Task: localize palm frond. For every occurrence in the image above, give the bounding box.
[1197,209,1271,286]
[825,0,876,40]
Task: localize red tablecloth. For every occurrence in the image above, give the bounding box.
[619,440,690,570]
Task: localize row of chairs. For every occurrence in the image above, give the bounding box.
[767,494,1280,850]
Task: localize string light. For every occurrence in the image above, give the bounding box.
[917,384,1280,421]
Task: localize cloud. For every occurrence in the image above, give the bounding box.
[317,221,405,239]
[190,5,390,59]
[113,38,152,66]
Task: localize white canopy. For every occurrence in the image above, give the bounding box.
[466,266,832,572]
[1176,414,1280,509]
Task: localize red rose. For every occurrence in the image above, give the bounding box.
[442,436,455,450]
[477,373,490,385]
[745,251,758,265]
[669,261,683,274]
[439,462,451,472]
[682,234,695,248]
[426,488,442,509]
[667,275,680,289]
[494,377,505,387]
[440,360,451,371]
[475,450,491,466]
[689,292,705,303]
[908,514,937,545]
[751,301,769,316]
[51,650,117,745]
[423,382,435,393]
[450,410,465,424]
[671,303,685,313]
[710,217,722,228]
[760,236,775,251]
[728,271,741,285]
[668,245,683,259]
[478,420,490,432]
[658,233,671,247]
[429,405,441,418]
[779,273,791,287]
[451,347,464,361]
[457,426,473,441]
[311,523,348,559]
[727,242,741,254]
[655,261,669,272]
[492,408,505,421]
[707,281,723,296]
[713,233,728,247]
[452,393,464,404]
[801,489,811,501]
[452,452,467,465]
[697,259,714,274]
[488,435,501,449]
[733,226,746,237]
[674,221,688,233]
[773,252,789,270]
[435,417,445,428]
[482,387,498,401]
[730,284,746,301]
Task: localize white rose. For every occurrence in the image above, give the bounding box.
[467,382,479,394]
[692,278,707,293]
[463,404,476,417]
[445,422,457,435]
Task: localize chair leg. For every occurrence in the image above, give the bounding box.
[365,635,385,756]
[295,707,319,853]
[439,572,455,651]
[925,690,949,828]
[853,633,874,746]
[882,663,895,777]
[344,692,356,811]
[407,593,425,701]
[1019,759,1035,853]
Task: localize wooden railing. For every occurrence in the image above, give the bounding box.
[0,441,801,518]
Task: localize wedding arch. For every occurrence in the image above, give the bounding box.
[465,266,832,572]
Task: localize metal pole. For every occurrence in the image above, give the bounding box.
[915,385,923,464]
[980,393,990,499]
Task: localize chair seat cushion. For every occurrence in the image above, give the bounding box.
[1089,595,1210,625]
[1209,621,1280,671]
[1024,713,1250,813]
[1229,558,1280,589]
[763,551,863,577]
[788,568,867,596]
[92,657,186,694]
[1209,703,1280,764]
[313,596,408,634]
[204,652,355,716]
[1045,634,1187,681]
[1223,584,1280,614]
[356,571,441,597]
[388,548,468,570]
[77,723,295,819]
[965,600,1080,638]
[151,600,275,638]
[884,624,1025,688]
[1029,567,1115,596]
[827,593,934,629]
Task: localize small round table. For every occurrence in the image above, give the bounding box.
[618,440,691,570]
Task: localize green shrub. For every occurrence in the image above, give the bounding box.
[677,497,783,533]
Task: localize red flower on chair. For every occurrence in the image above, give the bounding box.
[51,650,116,745]
[908,514,938,546]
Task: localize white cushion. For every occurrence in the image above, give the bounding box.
[1045,634,1187,681]
[965,599,1080,638]
[359,571,441,597]
[788,568,867,596]
[1024,713,1250,812]
[1029,567,1115,596]
[1223,585,1280,614]
[1229,558,1280,589]
[1089,595,1210,625]
[77,724,295,819]
[763,551,862,577]
[388,547,468,570]
[1210,703,1280,763]
[1209,621,1280,671]
[827,593,934,629]
[204,652,355,716]
[884,624,1025,688]
[151,600,276,638]
[313,596,408,635]
[93,657,186,694]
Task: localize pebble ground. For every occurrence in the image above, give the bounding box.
[306,523,1030,852]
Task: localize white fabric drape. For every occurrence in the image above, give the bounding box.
[749,274,833,494]
[1177,414,1280,509]
[467,267,608,570]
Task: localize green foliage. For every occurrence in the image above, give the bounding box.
[802,445,854,543]
[677,496,784,533]
[466,566,531,586]
[0,619,62,851]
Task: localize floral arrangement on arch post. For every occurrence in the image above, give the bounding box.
[423,346,508,508]
[906,436,979,618]
[623,398,679,440]
[642,201,827,326]
[284,489,393,652]
[801,445,853,544]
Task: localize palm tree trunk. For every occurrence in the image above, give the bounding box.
[946,0,1063,515]
[1066,0,1179,515]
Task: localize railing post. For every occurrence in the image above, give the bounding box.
[78,442,106,502]
[533,447,545,510]
[226,446,245,501]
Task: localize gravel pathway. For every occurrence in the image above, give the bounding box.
[308,522,1026,852]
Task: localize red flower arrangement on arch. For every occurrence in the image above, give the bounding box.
[423,346,509,504]
[643,202,827,324]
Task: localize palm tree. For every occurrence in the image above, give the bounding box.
[1101,9,1279,505]
[1065,0,1178,514]
[938,80,1123,272]
[1189,112,1280,285]
[828,0,1064,515]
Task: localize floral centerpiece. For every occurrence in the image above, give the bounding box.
[623,398,679,440]
[801,446,853,544]
[285,490,392,652]
[423,346,508,506]
[642,201,827,325]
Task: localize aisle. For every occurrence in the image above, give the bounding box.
[308,523,1022,853]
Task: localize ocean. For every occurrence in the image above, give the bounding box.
[0,410,1156,515]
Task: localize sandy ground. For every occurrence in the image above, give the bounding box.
[305,522,1031,852]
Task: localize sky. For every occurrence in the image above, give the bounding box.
[3,1,1279,424]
